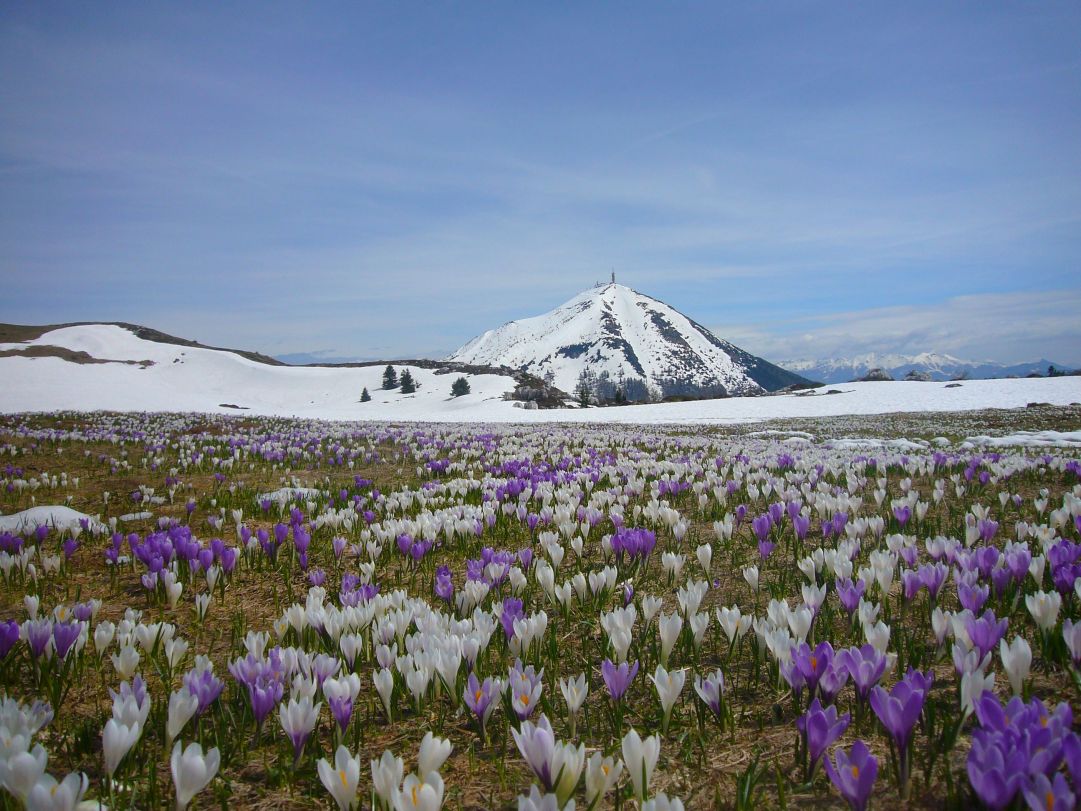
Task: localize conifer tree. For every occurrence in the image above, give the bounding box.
[400,369,417,393]
[360,387,371,402]
[450,377,471,397]
[382,365,398,389]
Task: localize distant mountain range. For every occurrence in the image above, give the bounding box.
[449,282,811,399]
[779,352,1074,384]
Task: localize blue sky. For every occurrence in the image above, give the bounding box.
[2,3,1079,364]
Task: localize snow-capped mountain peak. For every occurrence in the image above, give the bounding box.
[779,352,1067,383]
[450,283,809,397]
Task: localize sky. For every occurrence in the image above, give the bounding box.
[1,3,1079,366]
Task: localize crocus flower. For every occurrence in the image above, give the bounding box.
[171,740,220,811]
[839,645,887,703]
[999,636,1032,697]
[824,739,877,811]
[559,674,587,736]
[835,579,865,615]
[797,698,850,777]
[25,771,88,811]
[602,659,639,701]
[0,620,20,659]
[463,673,501,735]
[869,670,931,793]
[694,668,725,720]
[102,718,142,777]
[793,641,834,699]
[508,659,544,721]
[511,714,584,806]
[318,745,361,811]
[621,727,660,802]
[1023,772,1075,811]
[650,665,686,733]
[279,696,321,763]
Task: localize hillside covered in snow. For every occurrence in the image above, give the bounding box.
[1,322,1079,425]
[450,283,811,399]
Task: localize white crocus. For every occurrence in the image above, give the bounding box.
[621,727,660,802]
[171,741,220,811]
[649,666,686,732]
[2,743,48,802]
[396,771,444,811]
[558,673,588,736]
[374,667,395,720]
[999,636,1032,696]
[371,749,405,810]
[317,745,361,811]
[1026,590,1062,632]
[960,669,995,717]
[696,544,712,575]
[417,732,452,778]
[584,750,623,807]
[25,771,88,811]
[167,688,199,745]
[657,612,682,666]
[102,718,142,777]
[111,645,140,679]
[743,565,759,593]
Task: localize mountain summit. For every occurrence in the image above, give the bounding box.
[449,283,810,399]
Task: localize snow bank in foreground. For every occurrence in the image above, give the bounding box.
[0,506,106,535]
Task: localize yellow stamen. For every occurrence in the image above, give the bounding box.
[1047,789,1055,811]
[339,769,348,787]
[851,765,859,779]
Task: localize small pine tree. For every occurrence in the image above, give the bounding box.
[451,377,471,397]
[360,387,371,402]
[400,369,417,393]
[382,365,398,389]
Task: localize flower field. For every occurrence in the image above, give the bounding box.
[1,406,1080,810]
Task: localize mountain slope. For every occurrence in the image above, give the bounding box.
[450,283,812,397]
[780,353,1072,384]
[0,323,524,419]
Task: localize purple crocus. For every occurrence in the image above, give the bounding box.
[434,565,455,603]
[839,645,887,703]
[797,698,850,777]
[793,641,835,699]
[24,618,53,659]
[508,659,543,720]
[0,620,19,659]
[500,597,525,641]
[870,669,931,793]
[824,739,878,811]
[248,677,284,727]
[464,672,501,734]
[1023,773,1075,811]
[751,514,772,544]
[958,581,990,613]
[836,578,865,615]
[601,658,639,701]
[966,609,1008,659]
[183,666,225,715]
[52,621,83,660]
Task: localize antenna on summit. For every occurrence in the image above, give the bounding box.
[611,271,615,284]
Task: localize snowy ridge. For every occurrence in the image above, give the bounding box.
[450,283,809,396]
[780,353,1071,384]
